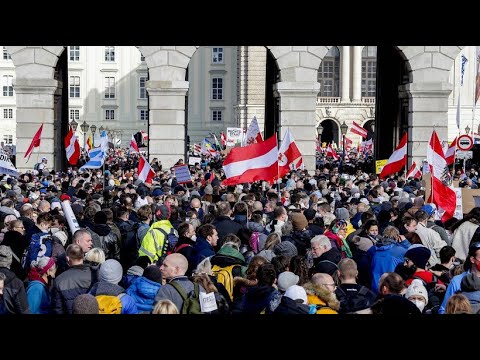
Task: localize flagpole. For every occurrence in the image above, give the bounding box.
[276,132,280,194]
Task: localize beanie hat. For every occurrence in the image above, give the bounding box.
[405,279,429,304]
[284,284,308,305]
[152,188,164,197]
[94,210,108,224]
[127,265,145,277]
[303,208,316,221]
[143,265,163,284]
[155,204,171,220]
[277,271,300,292]
[291,213,308,231]
[335,207,350,221]
[273,241,298,258]
[99,259,123,284]
[0,245,12,268]
[405,245,431,269]
[72,294,99,314]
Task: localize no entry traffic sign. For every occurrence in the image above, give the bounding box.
[457,134,473,151]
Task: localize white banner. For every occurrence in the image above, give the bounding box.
[188,157,202,166]
[61,200,81,235]
[0,149,18,177]
[453,188,463,220]
[226,127,243,147]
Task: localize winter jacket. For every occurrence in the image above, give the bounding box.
[174,235,196,275]
[92,223,121,261]
[212,216,242,245]
[460,273,480,313]
[210,246,246,276]
[452,220,479,261]
[154,276,204,312]
[126,276,162,313]
[273,295,310,314]
[89,281,138,314]
[282,229,314,256]
[191,236,215,270]
[138,219,174,263]
[439,271,470,314]
[231,284,277,314]
[415,223,446,267]
[0,267,30,314]
[26,280,50,314]
[303,281,339,314]
[311,247,341,276]
[1,231,28,281]
[427,221,450,246]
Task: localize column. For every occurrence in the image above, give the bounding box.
[147,80,189,168]
[341,46,351,103]
[352,46,362,103]
[404,82,453,167]
[274,81,320,174]
[14,78,58,173]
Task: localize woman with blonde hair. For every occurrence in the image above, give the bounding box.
[84,247,106,283]
[152,299,179,314]
[445,293,472,314]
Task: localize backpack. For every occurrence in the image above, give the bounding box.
[249,231,260,254]
[412,274,444,314]
[157,228,179,252]
[211,264,237,302]
[170,281,203,314]
[174,243,192,253]
[22,233,54,271]
[96,293,126,314]
[34,162,40,171]
[336,285,372,313]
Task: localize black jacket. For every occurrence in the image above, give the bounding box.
[273,296,310,314]
[1,230,28,281]
[0,267,30,314]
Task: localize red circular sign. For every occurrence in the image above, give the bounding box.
[457,134,473,151]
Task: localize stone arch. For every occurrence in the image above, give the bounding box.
[318,118,341,146]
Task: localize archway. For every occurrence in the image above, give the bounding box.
[319,119,339,146]
[363,119,375,141]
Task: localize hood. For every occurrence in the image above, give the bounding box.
[0,207,16,216]
[93,223,112,236]
[461,273,480,292]
[215,246,245,263]
[89,281,124,296]
[303,282,340,311]
[247,222,264,233]
[151,219,173,230]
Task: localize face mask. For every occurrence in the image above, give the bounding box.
[50,227,60,234]
[191,235,197,242]
[475,260,480,272]
[368,232,377,239]
[412,299,425,312]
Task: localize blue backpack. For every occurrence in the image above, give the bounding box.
[157,228,179,251]
[22,233,54,271]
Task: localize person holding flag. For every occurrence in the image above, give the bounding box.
[24,123,43,162]
[80,130,109,170]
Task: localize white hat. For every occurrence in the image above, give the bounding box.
[284,285,308,305]
[277,271,300,292]
[405,279,428,304]
[359,198,370,206]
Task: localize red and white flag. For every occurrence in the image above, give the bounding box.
[427,131,456,222]
[64,127,80,165]
[326,144,339,160]
[379,133,408,179]
[242,116,263,146]
[138,156,155,184]
[278,128,302,178]
[344,136,353,151]
[130,134,139,153]
[223,134,278,185]
[193,143,201,155]
[444,137,457,166]
[220,131,227,147]
[140,130,149,141]
[351,121,368,138]
[406,162,422,179]
[24,123,43,161]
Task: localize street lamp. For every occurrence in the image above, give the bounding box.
[90,124,96,147]
[466,125,471,134]
[80,120,89,150]
[340,121,348,168]
[70,119,78,132]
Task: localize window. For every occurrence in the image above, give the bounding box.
[212,77,223,100]
[3,109,13,119]
[105,46,115,62]
[2,75,13,97]
[3,135,12,144]
[318,46,340,97]
[212,110,222,121]
[69,46,80,61]
[362,46,377,97]
[69,76,80,98]
[212,47,224,64]
[69,109,79,121]
[140,109,149,121]
[104,77,115,98]
[105,109,115,120]
[3,47,11,60]
[139,77,147,98]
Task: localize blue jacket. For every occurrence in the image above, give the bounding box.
[368,238,411,293]
[26,280,50,314]
[126,276,162,313]
[439,271,469,314]
[192,236,215,269]
[89,281,138,314]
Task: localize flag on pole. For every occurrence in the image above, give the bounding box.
[193,143,201,155]
[79,130,109,170]
[427,130,456,222]
[351,121,368,138]
[278,128,302,179]
[212,133,222,151]
[242,116,263,146]
[138,156,155,183]
[406,162,422,179]
[220,131,227,148]
[86,133,93,151]
[457,55,468,130]
[140,130,149,142]
[379,133,408,179]
[24,123,43,162]
[461,54,468,86]
[444,137,457,166]
[64,127,80,165]
[326,144,339,160]
[223,134,278,185]
[201,138,218,156]
[130,134,139,153]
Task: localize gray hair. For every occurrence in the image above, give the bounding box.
[310,235,331,250]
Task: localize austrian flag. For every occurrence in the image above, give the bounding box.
[379,133,407,179]
[64,127,80,165]
[138,156,155,184]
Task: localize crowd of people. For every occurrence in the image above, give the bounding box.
[0,146,479,315]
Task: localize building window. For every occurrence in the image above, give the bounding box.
[2,75,13,97]
[3,47,11,60]
[3,109,13,119]
[69,76,80,98]
[105,109,115,120]
[104,77,115,98]
[212,47,224,64]
[318,46,340,97]
[69,46,80,61]
[69,109,79,121]
[105,46,115,62]
[139,77,147,99]
[3,135,12,144]
[140,109,149,121]
[212,110,222,121]
[212,77,223,100]
[362,46,377,97]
